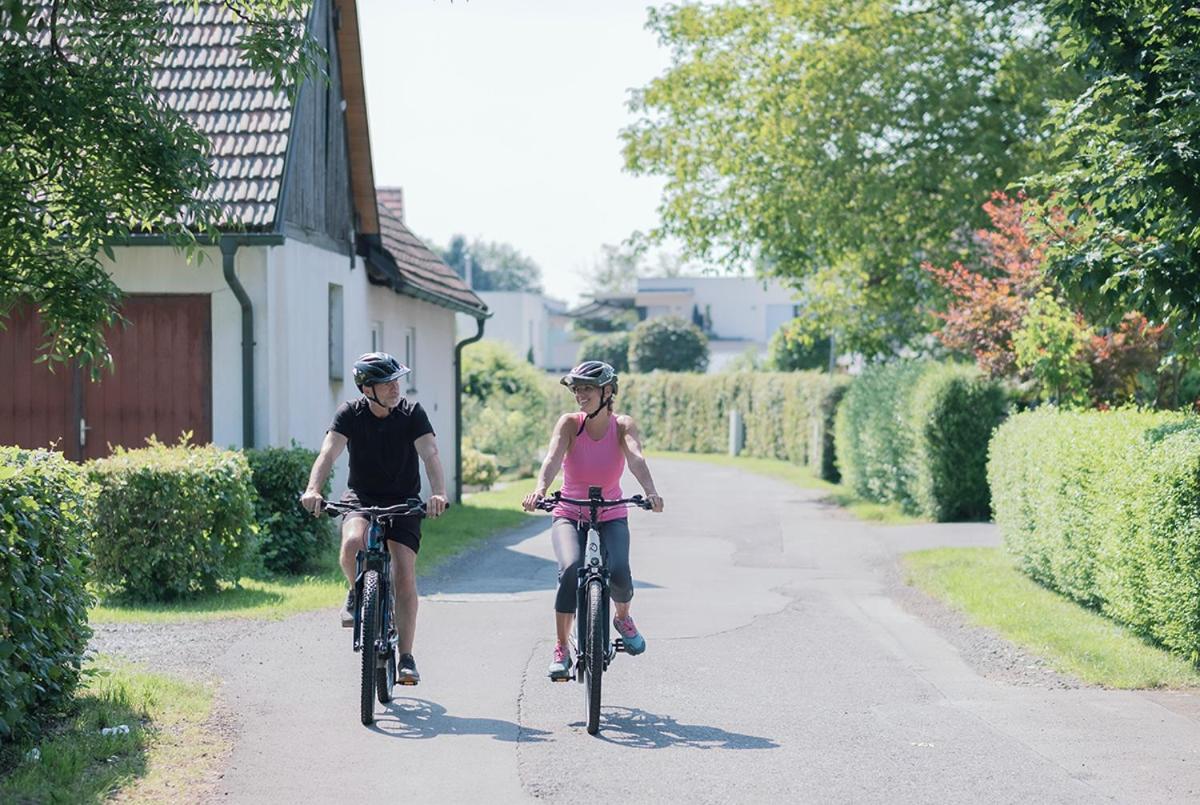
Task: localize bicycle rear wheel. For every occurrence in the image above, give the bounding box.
[584,579,604,735]
[360,570,381,725]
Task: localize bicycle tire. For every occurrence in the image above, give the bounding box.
[377,592,396,704]
[584,579,604,735]
[360,570,381,725]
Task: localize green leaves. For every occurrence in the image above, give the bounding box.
[245,444,333,575]
[628,315,708,372]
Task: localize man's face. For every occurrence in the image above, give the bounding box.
[366,378,403,408]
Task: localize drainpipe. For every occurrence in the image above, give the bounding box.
[220,236,255,448]
[453,315,487,503]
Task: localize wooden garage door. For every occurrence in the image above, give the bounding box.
[0,305,80,456]
[0,295,212,460]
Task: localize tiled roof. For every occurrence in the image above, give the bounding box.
[157,2,291,228]
[375,188,488,316]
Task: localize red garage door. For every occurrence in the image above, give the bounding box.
[0,295,212,460]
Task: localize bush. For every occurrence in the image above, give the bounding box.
[989,409,1200,661]
[576,331,630,373]
[461,447,500,489]
[620,371,848,480]
[245,444,334,575]
[767,320,832,371]
[629,315,709,372]
[462,340,554,476]
[0,448,95,740]
[88,439,257,601]
[834,361,1008,520]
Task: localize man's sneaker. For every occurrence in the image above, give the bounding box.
[613,615,646,655]
[547,644,572,680]
[340,588,355,628]
[398,653,420,686]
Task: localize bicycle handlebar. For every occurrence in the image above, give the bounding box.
[532,491,653,512]
[319,498,431,518]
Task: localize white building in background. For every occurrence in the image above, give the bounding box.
[634,276,800,372]
[471,291,580,371]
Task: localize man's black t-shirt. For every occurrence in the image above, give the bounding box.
[329,398,435,499]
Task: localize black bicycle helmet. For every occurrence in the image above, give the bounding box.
[352,352,410,391]
[560,360,618,395]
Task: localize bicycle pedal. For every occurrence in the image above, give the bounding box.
[397,680,418,686]
[614,638,626,653]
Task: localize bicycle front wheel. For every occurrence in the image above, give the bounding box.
[584,579,604,735]
[360,570,381,725]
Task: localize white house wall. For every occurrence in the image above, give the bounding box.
[639,276,798,342]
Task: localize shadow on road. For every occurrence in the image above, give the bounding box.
[583,706,779,750]
[370,697,552,743]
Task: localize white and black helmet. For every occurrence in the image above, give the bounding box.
[352,352,410,391]
[560,360,618,395]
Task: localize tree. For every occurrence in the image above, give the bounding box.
[1027,0,1200,346]
[1012,290,1092,407]
[576,331,630,373]
[767,319,832,372]
[622,0,1077,357]
[629,315,708,373]
[439,234,543,292]
[1,1,323,371]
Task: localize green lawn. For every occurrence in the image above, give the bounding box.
[904,547,1200,689]
[0,656,220,804]
[646,450,921,524]
[89,483,535,624]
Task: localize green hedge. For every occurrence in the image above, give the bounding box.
[835,361,1008,520]
[88,441,256,601]
[246,444,334,575]
[990,409,1200,660]
[577,332,630,373]
[619,371,849,479]
[0,448,94,740]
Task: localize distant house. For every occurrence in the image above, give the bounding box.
[0,0,487,497]
[470,291,579,371]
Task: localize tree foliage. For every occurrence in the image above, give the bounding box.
[628,315,708,373]
[767,318,831,372]
[1027,0,1200,344]
[440,234,543,292]
[622,0,1076,357]
[0,1,324,371]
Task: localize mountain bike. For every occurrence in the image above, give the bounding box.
[534,487,653,735]
[321,498,427,726]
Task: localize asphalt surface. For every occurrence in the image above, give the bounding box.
[209,459,1200,804]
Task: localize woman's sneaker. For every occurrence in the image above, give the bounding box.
[547,644,572,680]
[613,615,646,655]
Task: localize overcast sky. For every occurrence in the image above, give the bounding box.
[357,1,673,305]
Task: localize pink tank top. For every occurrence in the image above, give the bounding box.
[553,413,627,523]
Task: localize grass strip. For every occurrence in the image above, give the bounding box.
[0,656,220,804]
[904,547,1200,689]
[90,483,535,624]
[646,450,921,525]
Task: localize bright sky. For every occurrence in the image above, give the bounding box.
[358,1,673,306]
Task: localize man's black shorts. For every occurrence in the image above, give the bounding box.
[339,490,422,555]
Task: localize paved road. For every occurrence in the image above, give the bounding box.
[211,459,1200,804]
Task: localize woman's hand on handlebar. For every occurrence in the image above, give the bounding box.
[522,489,546,512]
[645,493,664,513]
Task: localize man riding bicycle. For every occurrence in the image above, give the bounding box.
[301,351,448,685]
[521,360,664,680]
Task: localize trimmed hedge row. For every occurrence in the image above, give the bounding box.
[989,409,1200,660]
[619,371,849,480]
[834,361,1008,520]
[0,448,94,741]
[88,440,257,601]
[246,444,334,575]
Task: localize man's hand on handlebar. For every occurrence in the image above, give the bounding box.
[300,489,324,517]
[426,494,448,518]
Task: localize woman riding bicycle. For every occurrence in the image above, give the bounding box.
[521,360,664,680]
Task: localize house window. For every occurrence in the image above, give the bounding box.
[370,320,383,353]
[403,326,416,392]
[328,284,344,381]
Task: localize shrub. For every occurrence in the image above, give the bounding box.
[0,448,95,740]
[245,444,334,575]
[88,439,257,601]
[1013,289,1092,406]
[767,320,832,371]
[835,361,1008,520]
[619,371,848,480]
[577,331,630,373]
[989,409,1200,661]
[461,447,500,489]
[461,340,555,477]
[629,315,709,372]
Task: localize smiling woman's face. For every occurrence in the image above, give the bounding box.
[572,383,601,412]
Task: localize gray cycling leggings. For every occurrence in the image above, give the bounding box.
[551,517,633,614]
